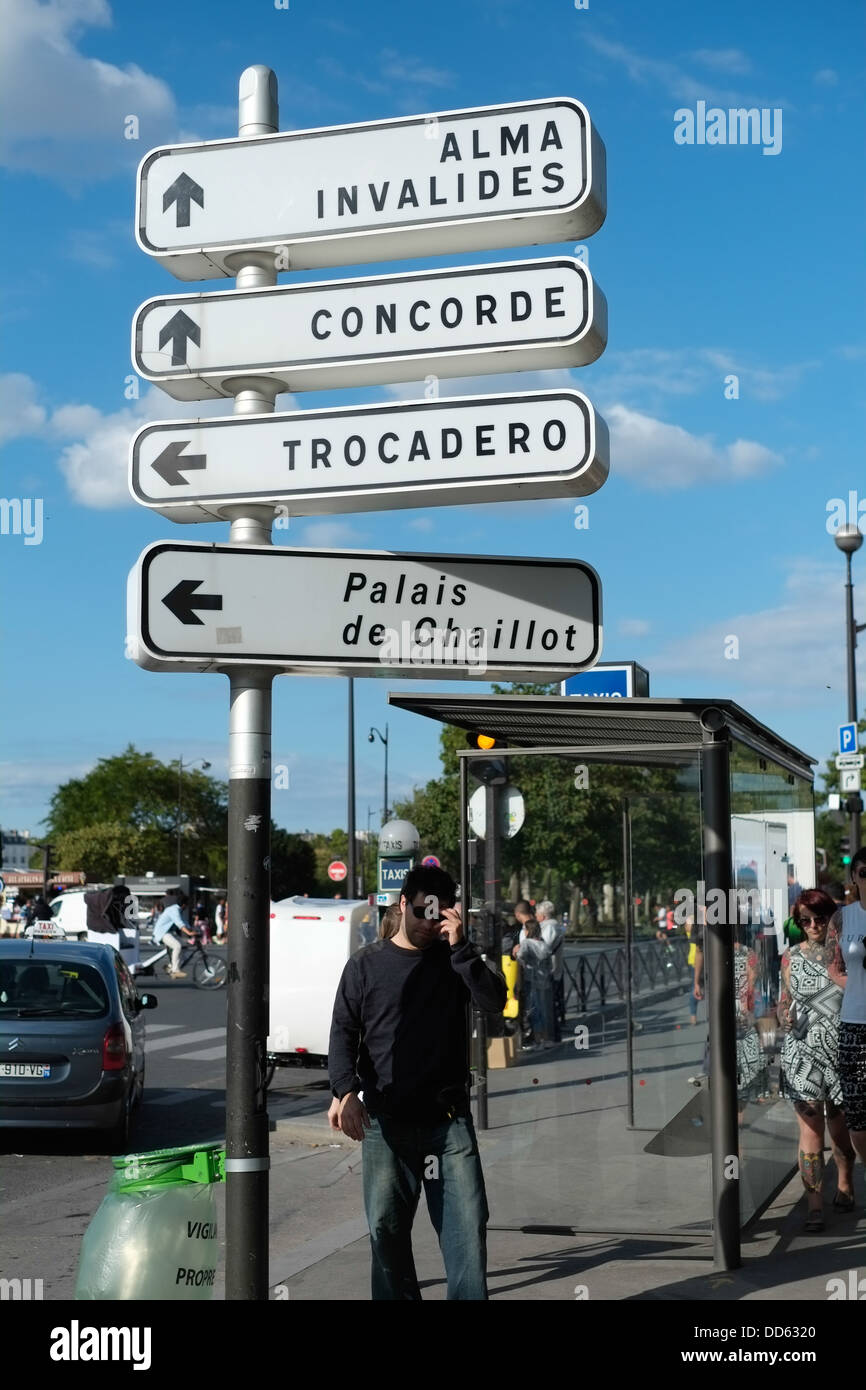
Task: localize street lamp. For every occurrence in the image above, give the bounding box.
[176,757,212,876]
[368,725,389,825]
[834,523,866,852]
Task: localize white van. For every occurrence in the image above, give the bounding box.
[267,896,376,1074]
[49,890,141,969]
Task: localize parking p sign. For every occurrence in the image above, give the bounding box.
[839,722,859,755]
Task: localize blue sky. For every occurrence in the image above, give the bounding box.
[1,0,864,842]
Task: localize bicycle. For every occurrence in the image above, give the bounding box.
[131,930,227,990]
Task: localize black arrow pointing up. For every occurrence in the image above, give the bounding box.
[163,172,204,227]
[162,579,223,625]
[152,441,207,487]
[158,311,200,367]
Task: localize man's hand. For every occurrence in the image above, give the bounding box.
[327,1096,342,1132]
[439,904,464,947]
[338,1092,371,1142]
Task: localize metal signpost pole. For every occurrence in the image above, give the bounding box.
[844,550,862,850]
[223,66,279,1301]
[347,679,357,897]
[700,714,740,1271]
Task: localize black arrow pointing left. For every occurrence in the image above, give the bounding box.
[152,441,207,487]
[162,579,223,625]
[158,311,200,367]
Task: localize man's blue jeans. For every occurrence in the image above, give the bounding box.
[362,1111,489,1300]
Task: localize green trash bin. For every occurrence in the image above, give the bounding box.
[75,1142,225,1300]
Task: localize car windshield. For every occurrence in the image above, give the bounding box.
[0,958,110,1017]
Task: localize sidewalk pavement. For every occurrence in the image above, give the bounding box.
[209,977,865,1301]
[209,1103,866,1302]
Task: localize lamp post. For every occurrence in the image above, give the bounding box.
[834,523,865,853]
[368,725,389,825]
[176,757,212,876]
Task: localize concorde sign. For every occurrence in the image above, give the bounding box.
[136,98,606,281]
[130,390,609,522]
[132,257,606,400]
[127,543,602,679]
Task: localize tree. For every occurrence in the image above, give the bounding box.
[53,822,169,883]
[43,745,228,881]
[270,826,317,901]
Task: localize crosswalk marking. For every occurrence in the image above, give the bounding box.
[149,1090,205,1107]
[144,1026,226,1054]
[144,1023,186,1034]
[184,1044,227,1062]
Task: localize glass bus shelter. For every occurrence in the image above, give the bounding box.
[388,694,816,1270]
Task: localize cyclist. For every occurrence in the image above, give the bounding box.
[153,893,196,978]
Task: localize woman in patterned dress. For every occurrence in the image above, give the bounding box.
[778,889,855,1232]
[828,847,866,1176]
[733,938,766,1116]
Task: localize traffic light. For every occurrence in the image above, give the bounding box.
[841,836,851,866]
[465,731,507,785]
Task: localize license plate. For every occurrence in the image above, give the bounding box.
[0,1063,51,1078]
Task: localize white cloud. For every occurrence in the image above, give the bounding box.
[296,519,367,547]
[813,68,839,86]
[0,373,47,444]
[606,403,782,489]
[406,517,435,532]
[585,33,787,110]
[379,50,455,90]
[620,618,651,637]
[66,222,127,270]
[597,347,816,406]
[55,392,242,508]
[384,368,575,401]
[0,0,176,183]
[0,374,309,508]
[690,48,753,75]
[650,560,845,711]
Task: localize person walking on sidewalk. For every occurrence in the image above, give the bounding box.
[327,863,506,1301]
[537,900,565,1035]
[828,847,866,1180]
[778,889,855,1232]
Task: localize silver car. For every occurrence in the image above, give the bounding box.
[0,939,157,1151]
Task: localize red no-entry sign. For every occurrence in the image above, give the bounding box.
[328,860,348,882]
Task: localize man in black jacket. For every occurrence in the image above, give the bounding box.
[328,863,506,1300]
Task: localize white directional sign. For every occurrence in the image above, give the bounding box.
[836,753,865,770]
[132,257,606,401]
[130,390,609,522]
[841,768,862,793]
[136,98,606,281]
[127,543,602,678]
